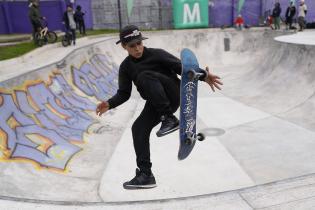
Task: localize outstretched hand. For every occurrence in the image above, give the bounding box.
[96,101,110,117]
[204,67,223,92]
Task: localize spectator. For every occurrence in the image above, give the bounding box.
[234,14,244,30]
[285,0,296,30]
[28,0,43,42]
[74,5,86,35]
[272,2,282,30]
[63,5,76,45]
[267,15,274,29]
[298,0,307,31]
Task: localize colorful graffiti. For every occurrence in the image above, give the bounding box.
[0,54,118,171]
[72,54,119,101]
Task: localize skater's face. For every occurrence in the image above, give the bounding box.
[123,41,144,59]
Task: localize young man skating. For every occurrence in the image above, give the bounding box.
[96,25,223,189]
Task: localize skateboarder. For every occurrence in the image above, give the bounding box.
[96,25,223,189]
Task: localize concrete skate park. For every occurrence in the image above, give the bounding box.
[1,28,315,209]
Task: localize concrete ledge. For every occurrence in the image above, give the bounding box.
[275,30,315,46]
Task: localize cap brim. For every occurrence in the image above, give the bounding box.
[116,37,148,45]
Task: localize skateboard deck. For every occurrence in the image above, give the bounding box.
[178,48,206,160]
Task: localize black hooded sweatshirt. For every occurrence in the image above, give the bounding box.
[108,47,182,109]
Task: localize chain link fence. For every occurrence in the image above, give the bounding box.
[92,0,173,30]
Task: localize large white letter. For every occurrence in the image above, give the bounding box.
[183,3,201,24]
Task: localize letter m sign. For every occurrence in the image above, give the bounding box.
[173,0,209,29]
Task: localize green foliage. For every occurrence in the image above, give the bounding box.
[0,42,37,61]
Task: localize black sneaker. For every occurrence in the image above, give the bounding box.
[156,114,179,137]
[123,169,157,190]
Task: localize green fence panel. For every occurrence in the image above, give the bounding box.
[173,0,209,29]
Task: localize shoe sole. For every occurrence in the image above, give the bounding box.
[123,184,157,190]
[156,124,179,137]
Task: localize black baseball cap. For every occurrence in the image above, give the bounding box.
[116,25,148,45]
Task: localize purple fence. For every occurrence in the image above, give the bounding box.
[238,0,261,26]
[210,0,315,27]
[0,0,93,34]
[209,0,261,27]
[0,3,8,34]
[210,0,234,27]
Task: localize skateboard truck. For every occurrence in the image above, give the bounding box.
[185,132,205,145]
[187,68,208,81]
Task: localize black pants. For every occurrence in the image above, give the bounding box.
[70,29,76,43]
[31,22,41,44]
[298,16,306,30]
[77,20,86,35]
[286,17,293,29]
[66,28,77,44]
[132,71,180,175]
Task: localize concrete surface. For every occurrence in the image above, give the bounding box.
[0,28,315,209]
[275,31,315,46]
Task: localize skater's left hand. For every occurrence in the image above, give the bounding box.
[204,67,223,92]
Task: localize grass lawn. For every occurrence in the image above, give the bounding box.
[0,42,37,61]
[0,29,118,61]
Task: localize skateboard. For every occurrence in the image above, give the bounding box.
[178,48,207,160]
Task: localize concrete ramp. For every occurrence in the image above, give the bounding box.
[1,29,315,209]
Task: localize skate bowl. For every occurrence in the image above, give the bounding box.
[1,28,315,209]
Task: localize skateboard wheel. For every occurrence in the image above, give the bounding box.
[197,133,205,141]
[185,138,193,145]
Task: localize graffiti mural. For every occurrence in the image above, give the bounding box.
[72,54,118,101]
[0,54,118,171]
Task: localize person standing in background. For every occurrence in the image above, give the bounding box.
[28,0,43,43]
[63,4,77,45]
[234,14,245,30]
[272,2,282,30]
[285,0,296,30]
[74,5,86,35]
[298,0,307,31]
